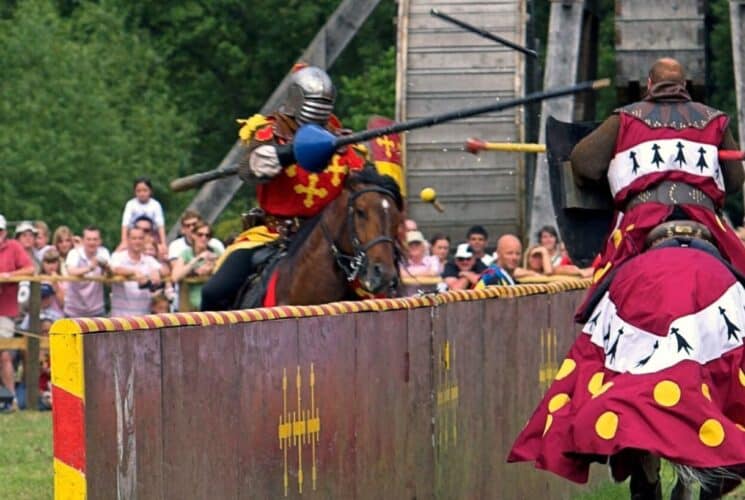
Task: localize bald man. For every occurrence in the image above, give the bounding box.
[478,234,539,286]
[569,57,745,319]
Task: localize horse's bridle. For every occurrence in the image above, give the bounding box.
[320,186,400,284]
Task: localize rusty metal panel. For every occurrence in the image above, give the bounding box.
[433,301,486,499]
[294,314,358,499]
[160,324,242,500]
[83,329,164,500]
[352,310,410,500]
[230,319,299,499]
[405,306,436,499]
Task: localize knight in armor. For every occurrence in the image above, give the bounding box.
[201,64,366,311]
[508,58,745,498]
[571,57,745,316]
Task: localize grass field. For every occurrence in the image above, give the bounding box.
[2,410,744,499]
[0,411,53,500]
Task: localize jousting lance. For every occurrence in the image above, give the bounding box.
[170,78,610,191]
[429,8,538,59]
[465,137,745,161]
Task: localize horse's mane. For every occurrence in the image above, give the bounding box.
[347,165,404,210]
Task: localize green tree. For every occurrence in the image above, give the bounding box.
[0,0,194,245]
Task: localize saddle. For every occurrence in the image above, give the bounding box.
[233,244,284,309]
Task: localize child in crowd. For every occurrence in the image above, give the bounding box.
[119,177,167,257]
[150,293,171,314]
[429,233,450,275]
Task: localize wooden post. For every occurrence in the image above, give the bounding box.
[178,282,192,313]
[25,281,40,411]
[169,0,383,240]
[732,1,745,201]
[528,0,586,242]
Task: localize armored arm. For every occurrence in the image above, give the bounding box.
[569,115,620,187]
[720,128,744,193]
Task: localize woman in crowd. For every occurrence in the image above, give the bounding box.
[52,226,75,275]
[400,230,441,278]
[170,220,222,310]
[537,225,563,267]
[522,244,553,275]
[429,233,451,275]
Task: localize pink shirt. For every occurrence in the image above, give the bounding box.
[0,239,33,317]
[400,255,441,277]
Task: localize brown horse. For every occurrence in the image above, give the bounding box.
[238,167,404,307]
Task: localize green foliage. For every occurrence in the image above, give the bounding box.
[336,46,396,130]
[0,0,194,246]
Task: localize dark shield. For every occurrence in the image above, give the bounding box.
[546,116,614,268]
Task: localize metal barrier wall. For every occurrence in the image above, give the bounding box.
[50,281,602,499]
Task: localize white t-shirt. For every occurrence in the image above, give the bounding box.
[121,197,165,229]
[168,236,225,261]
[109,250,162,317]
[64,246,111,317]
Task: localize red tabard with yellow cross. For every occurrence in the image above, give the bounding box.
[250,117,366,218]
[367,116,406,196]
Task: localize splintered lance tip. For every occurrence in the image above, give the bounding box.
[592,78,611,90]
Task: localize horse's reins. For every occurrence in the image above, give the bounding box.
[320,186,399,283]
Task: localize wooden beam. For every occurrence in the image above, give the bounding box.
[528,0,586,242]
[732,1,745,151]
[170,0,383,240]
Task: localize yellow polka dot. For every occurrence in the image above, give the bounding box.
[543,414,553,436]
[653,380,681,407]
[595,411,619,440]
[611,229,622,248]
[699,419,725,447]
[625,224,635,232]
[592,382,614,399]
[555,359,576,381]
[701,383,711,401]
[588,372,604,394]
[737,424,745,432]
[548,393,571,413]
[739,369,745,387]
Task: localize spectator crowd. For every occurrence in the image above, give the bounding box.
[0,176,593,412]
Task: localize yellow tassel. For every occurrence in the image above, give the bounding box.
[236,114,270,142]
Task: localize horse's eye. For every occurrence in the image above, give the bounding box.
[355,208,366,219]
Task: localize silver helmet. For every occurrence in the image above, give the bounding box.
[283,66,336,125]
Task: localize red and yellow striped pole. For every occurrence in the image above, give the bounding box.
[50,319,87,500]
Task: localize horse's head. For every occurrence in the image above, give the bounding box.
[332,166,404,295]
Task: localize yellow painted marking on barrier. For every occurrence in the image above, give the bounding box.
[278,363,320,496]
[437,340,459,450]
[223,311,239,323]
[50,320,85,400]
[101,318,119,331]
[54,457,86,500]
[539,328,559,392]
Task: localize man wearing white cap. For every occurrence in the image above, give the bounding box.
[441,243,487,290]
[0,214,35,410]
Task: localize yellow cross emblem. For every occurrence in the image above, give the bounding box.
[376,135,396,159]
[285,165,298,178]
[294,174,328,208]
[326,156,348,187]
